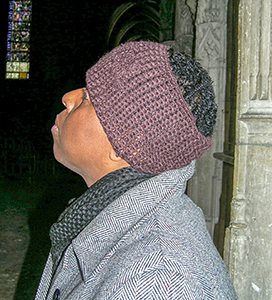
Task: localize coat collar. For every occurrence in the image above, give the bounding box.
[71,161,195,282]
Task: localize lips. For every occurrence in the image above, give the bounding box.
[51,118,59,133]
[51,124,59,133]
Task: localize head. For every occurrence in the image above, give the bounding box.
[51,88,129,187]
[86,41,217,174]
[52,41,217,186]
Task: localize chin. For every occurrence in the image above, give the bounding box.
[52,145,65,166]
[53,150,79,176]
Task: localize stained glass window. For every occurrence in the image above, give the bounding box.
[6,0,32,79]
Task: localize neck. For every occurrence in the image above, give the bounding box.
[80,162,131,188]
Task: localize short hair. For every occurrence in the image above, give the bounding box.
[168,48,217,137]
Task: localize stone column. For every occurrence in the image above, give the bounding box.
[224,1,272,299]
[187,0,227,237]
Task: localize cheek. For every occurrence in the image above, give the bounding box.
[52,121,82,164]
[52,107,112,168]
[61,119,102,161]
[59,127,83,158]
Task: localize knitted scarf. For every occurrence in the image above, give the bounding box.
[49,167,153,269]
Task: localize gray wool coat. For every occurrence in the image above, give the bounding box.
[35,161,237,299]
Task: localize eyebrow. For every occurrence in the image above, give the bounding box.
[82,88,89,101]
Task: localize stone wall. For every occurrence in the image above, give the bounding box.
[224,1,272,299]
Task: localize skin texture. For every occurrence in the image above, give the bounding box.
[51,88,129,187]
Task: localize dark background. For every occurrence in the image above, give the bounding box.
[1,0,125,158]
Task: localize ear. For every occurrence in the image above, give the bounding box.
[109,147,123,162]
[109,146,130,168]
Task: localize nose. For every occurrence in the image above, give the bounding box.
[62,88,84,113]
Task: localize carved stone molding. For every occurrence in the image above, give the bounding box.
[239,1,272,116]
[196,24,222,60]
[195,0,227,64]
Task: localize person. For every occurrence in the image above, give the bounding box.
[35,41,237,299]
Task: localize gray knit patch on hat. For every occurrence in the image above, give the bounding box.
[86,41,212,174]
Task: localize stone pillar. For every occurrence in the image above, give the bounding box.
[224,1,272,299]
[187,0,227,237]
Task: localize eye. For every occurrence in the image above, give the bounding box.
[82,88,90,102]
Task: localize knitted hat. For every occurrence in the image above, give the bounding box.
[86,41,215,174]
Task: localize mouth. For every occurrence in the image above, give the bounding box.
[51,124,59,133]
[51,118,59,133]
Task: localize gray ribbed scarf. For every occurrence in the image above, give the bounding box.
[49,167,153,270]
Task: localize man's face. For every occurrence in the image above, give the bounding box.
[51,88,113,180]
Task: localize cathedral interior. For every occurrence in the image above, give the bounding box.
[0,1,271,299]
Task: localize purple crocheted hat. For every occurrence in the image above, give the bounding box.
[86,41,213,174]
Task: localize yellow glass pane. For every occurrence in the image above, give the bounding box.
[19,72,27,79]
[6,72,20,79]
[19,62,29,72]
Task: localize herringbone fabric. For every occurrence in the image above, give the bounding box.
[49,167,153,270]
[35,162,238,300]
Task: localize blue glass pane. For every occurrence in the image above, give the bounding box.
[21,31,30,42]
[22,11,31,21]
